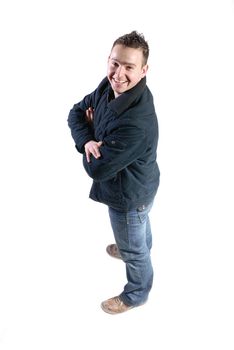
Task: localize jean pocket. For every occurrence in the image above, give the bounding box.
[136,202,153,223]
[137,211,147,224]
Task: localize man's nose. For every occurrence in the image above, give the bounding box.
[116,65,125,77]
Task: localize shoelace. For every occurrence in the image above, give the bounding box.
[114,296,123,305]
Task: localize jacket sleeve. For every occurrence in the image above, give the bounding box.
[67,93,95,153]
[82,121,146,182]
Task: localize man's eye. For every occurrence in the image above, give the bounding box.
[126,66,133,70]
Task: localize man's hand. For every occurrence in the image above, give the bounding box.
[84,107,102,162]
[84,140,103,163]
[85,107,94,124]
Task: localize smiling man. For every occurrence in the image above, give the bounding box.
[68,31,160,314]
[108,43,148,96]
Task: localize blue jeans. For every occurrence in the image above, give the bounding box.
[108,201,154,306]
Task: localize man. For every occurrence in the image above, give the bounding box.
[68,31,160,314]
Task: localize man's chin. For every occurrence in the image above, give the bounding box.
[111,81,129,93]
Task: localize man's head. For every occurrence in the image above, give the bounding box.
[107,31,149,97]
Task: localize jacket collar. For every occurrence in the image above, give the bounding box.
[107,77,146,116]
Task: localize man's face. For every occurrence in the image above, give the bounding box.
[107,44,148,97]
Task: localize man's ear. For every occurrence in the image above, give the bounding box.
[141,64,148,77]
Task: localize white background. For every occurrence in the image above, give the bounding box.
[0,0,234,349]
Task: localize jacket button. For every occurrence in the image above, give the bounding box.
[111,140,116,145]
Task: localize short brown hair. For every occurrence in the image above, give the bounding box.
[112,31,149,65]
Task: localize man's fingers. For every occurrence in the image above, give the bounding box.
[85,146,100,162]
[92,145,101,159]
[86,107,94,123]
[85,140,102,162]
[85,149,91,163]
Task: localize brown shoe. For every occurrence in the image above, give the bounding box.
[106,244,122,259]
[101,296,133,314]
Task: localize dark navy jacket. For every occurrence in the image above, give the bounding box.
[68,77,160,211]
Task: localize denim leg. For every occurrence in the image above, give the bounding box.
[146,215,152,250]
[108,202,154,306]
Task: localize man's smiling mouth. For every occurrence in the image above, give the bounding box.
[113,78,128,84]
